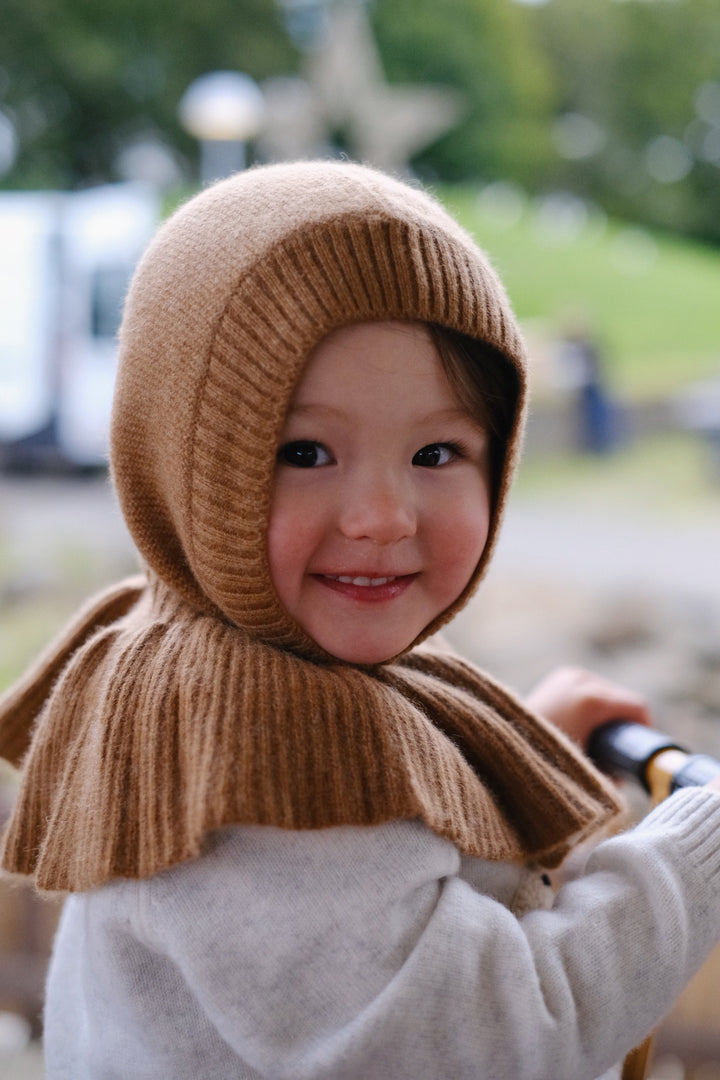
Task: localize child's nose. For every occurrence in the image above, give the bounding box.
[337,471,417,544]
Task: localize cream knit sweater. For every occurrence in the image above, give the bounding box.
[45,791,720,1080]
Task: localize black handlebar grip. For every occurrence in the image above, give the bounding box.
[586,720,684,792]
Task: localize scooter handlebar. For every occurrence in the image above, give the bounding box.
[587,720,720,794]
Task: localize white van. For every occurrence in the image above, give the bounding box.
[0,183,158,468]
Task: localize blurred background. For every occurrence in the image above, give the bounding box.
[1,0,720,1076]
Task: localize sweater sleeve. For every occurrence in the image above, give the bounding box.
[92,789,720,1080]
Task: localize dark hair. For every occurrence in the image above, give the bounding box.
[426,323,520,501]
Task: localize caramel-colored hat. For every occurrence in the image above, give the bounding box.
[112,160,527,653]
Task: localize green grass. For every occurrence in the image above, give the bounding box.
[440,185,720,399]
[0,530,136,696]
[515,429,720,519]
[0,597,69,695]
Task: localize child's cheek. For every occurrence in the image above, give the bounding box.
[267,485,319,606]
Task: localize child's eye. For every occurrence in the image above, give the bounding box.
[412,443,458,468]
[277,440,333,468]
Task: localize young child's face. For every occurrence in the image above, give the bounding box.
[268,321,492,664]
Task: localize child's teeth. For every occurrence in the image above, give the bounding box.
[334,575,394,586]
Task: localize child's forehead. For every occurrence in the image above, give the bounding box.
[286,319,476,420]
[299,319,432,368]
[292,320,437,388]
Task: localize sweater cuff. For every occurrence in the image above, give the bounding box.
[635,787,720,880]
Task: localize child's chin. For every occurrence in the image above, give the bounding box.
[321,636,416,666]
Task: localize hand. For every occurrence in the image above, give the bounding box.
[525,665,652,750]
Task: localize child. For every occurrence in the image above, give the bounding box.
[1,161,720,1080]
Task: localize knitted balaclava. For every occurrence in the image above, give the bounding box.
[111,160,526,652]
[0,163,621,891]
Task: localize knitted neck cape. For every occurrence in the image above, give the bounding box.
[0,162,621,892]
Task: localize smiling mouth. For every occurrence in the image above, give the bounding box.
[314,572,417,601]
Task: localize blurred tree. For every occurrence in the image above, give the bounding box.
[1,0,719,245]
[371,0,558,185]
[530,0,720,243]
[0,0,296,188]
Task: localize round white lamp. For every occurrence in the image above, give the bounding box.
[178,71,265,183]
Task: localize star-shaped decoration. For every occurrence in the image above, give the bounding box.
[261,1,462,173]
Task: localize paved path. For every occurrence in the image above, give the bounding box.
[0,475,134,572]
[489,493,720,605]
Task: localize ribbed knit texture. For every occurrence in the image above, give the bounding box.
[0,162,622,891]
[110,164,527,641]
[0,576,620,891]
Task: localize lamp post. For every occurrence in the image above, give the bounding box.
[178,71,265,184]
